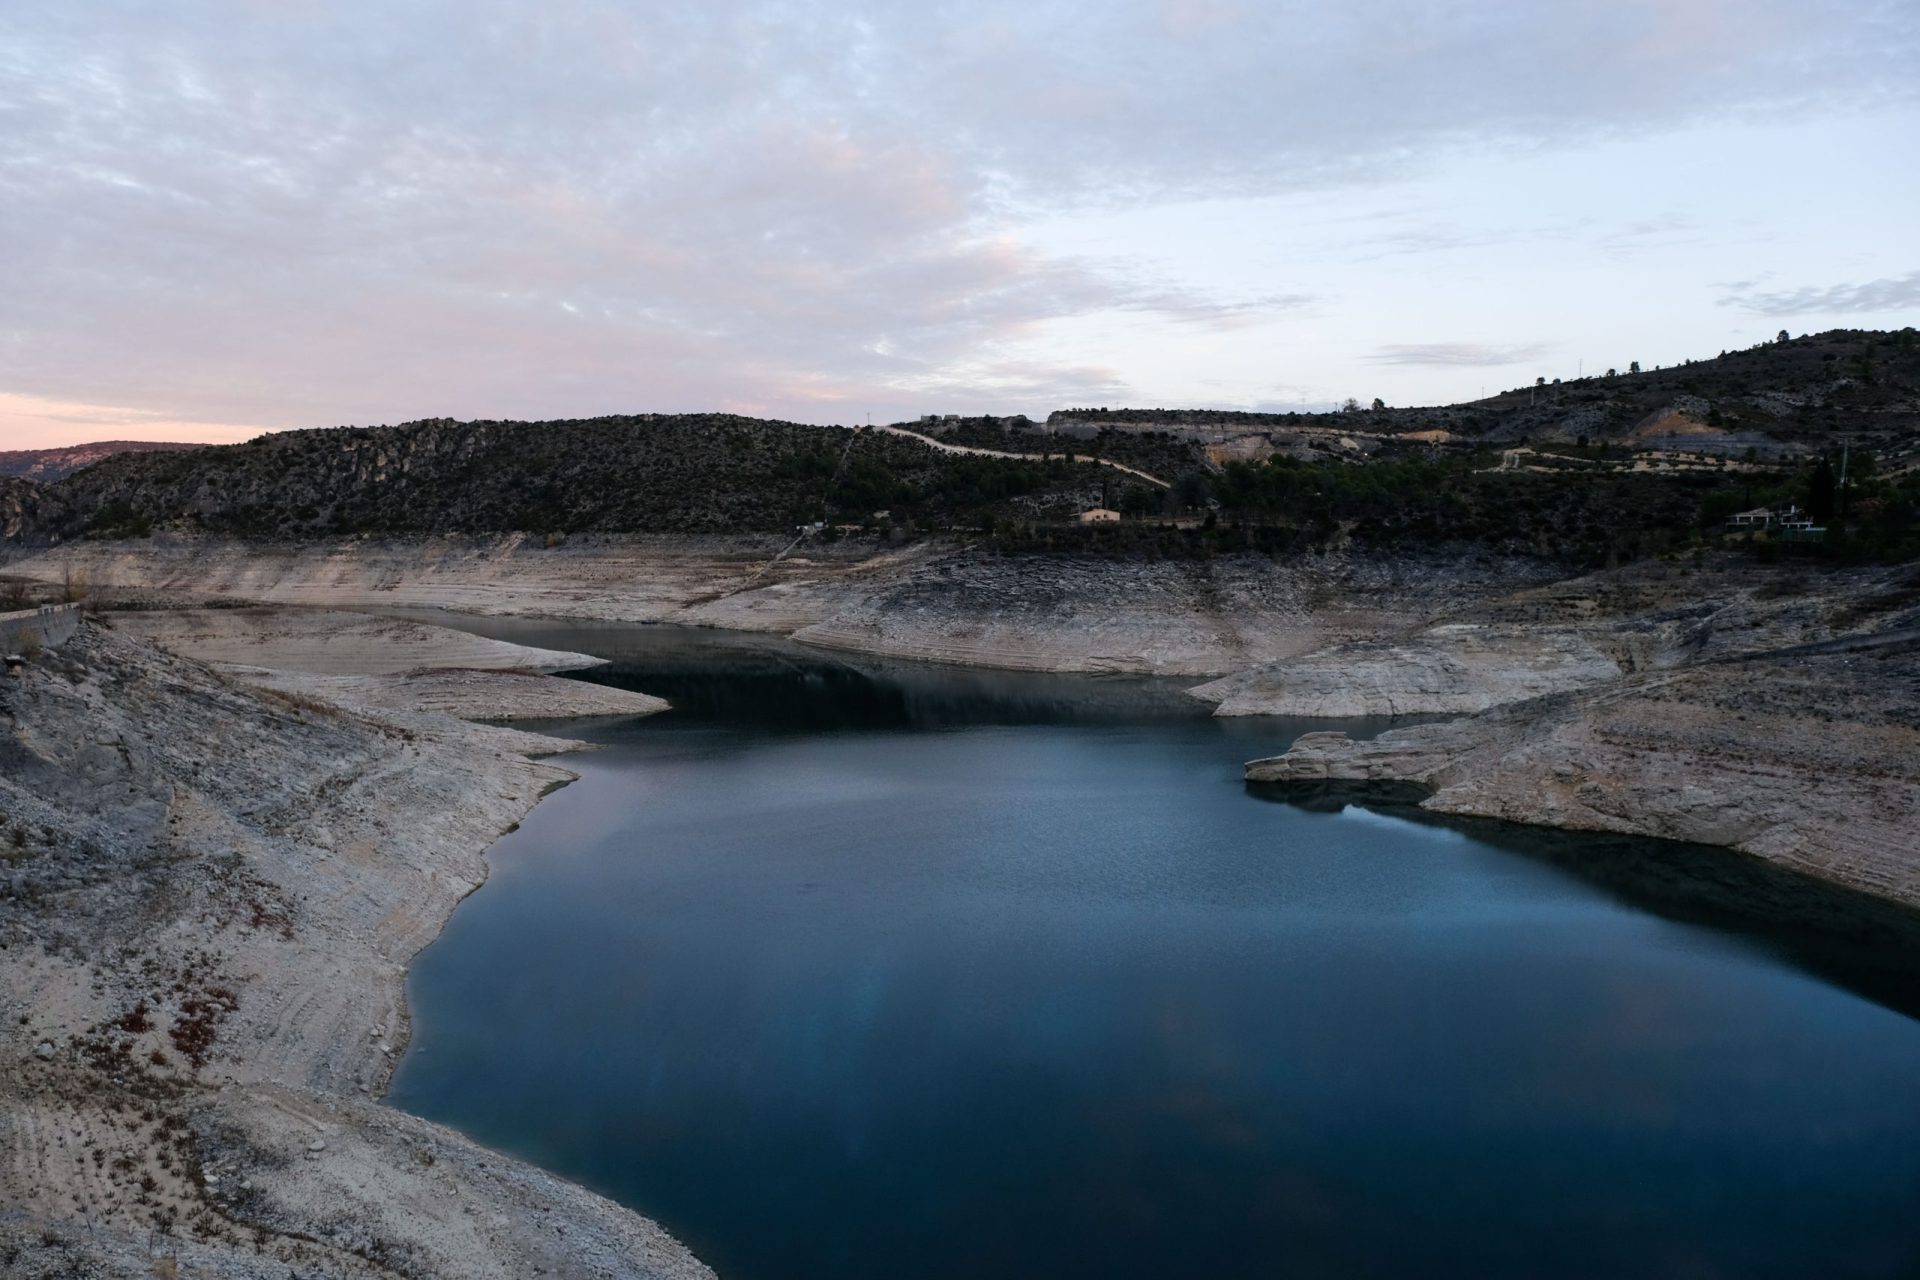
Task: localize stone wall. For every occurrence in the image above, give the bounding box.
[0,603,80,652]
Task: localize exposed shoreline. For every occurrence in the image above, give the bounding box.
[0,617,704,1278]
[1244,640,1920,911]
[4,550,1919,1272]
[7,533,1919,911]
[3,533,1920,901]
[0,531,1558,677]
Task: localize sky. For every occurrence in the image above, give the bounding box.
[2,1,1917,449]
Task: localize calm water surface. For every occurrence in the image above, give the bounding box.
[388,620,1920,1280]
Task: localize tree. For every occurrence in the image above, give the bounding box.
[1370,397,1386,411]
[1174,469,1213,511]
[1808,457,1837,524]
[1341,397,1360,413]
[1777,330,1790,344]
[1535,377,1545,387]
[1628,360,1641,374]
[1605,368,1617,378]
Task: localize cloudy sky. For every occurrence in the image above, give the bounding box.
[3,1,1917,448]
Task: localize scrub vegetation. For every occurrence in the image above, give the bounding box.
[8,330,1917,568]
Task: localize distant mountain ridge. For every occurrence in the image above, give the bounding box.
[0,440,204,483]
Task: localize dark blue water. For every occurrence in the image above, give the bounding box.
[388,623,1920,1280]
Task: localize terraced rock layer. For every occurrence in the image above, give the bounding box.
[1247,641,1920,909]
[3,533,1557,677]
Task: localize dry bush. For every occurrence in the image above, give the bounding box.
[256,685,338,718]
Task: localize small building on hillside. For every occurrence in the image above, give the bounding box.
[1727,503,1825,542]
[1078,507,1121,524]
[1776,508,1825,541]
[1728,505,1812,528]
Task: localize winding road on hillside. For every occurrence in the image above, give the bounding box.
[860,423,1173,489]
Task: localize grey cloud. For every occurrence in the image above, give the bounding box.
[0,0,1913,428]
[1342,212,1709,264]
[1368,343,1556,368]
[1720,272,1920,316]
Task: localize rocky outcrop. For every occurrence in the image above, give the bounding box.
[781,548,1553,675]
[1190,624,1624,715]
[104,605,671,722]
[236,665,671,722]
[2,532,870,629]
[1198,558,1920,717]
[108,606,610,675]
[3,534,1562,677]
[0,623,706,1277]
[1247,642,1920,909]
[0,477,67,543]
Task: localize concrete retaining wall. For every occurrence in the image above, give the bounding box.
[0,603,81,653]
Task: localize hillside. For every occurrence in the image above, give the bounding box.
[0,439,203,483]
[1445,327,1920,454]
[5,330,1915,566]
[1050,328,1920,460]
[38,414,1133,542]
[0,477,69,542]
[19,418,1750,567]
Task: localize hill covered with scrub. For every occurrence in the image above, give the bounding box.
[44,414,1123,540]
[1049,327,1920,457]
[6,330,1918,568]
[5,417,1721,566]
[0,439,203,484]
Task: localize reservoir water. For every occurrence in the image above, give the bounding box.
[387,621,1920,1280]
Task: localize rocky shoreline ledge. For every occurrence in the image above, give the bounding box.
[8,536,1919,916]
[1,619,701,1278]
[1246,636,1920,910]
[4,536,1919,1272]
[1,532,1555,677]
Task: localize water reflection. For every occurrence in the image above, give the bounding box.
[1252,780,1920,1021]
[388,612,1920,1280]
